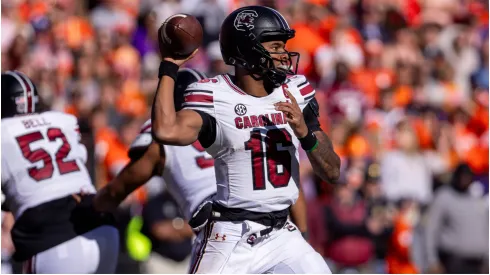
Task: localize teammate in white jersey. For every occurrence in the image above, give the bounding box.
[1,71,119,273]
[151,6,340,274]
[93,69,217,223]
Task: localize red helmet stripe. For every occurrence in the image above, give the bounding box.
[16,71,35,113]
[16,71,36,113]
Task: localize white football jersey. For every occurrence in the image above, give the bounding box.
[1,111,95,219]
[130,119,217,220]
[183,74,316,212]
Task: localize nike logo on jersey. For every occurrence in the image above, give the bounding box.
[235,112,288,129]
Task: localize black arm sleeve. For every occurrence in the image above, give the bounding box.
[194,110,217,148]
[303,97,322,132]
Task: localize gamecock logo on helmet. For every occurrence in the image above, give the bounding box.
[234,10,258,31]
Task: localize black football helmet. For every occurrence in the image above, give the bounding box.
[219,6,299,86]
[2,71,40,119]
[175,68,207,111]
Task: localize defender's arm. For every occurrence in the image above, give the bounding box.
[93,142,164,212]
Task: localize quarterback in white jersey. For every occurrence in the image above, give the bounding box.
[1,71,119,273]
[94,68,310,274]
[152,6,340,274]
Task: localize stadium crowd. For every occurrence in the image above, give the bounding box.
[1,0,489,273]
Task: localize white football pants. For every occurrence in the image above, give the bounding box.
[189,220,331,274]
[23,225,119,274]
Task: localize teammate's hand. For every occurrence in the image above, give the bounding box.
[274,90,308,138]
[158,25,199,67]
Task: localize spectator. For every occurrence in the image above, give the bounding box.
[324,167,385,273]
[363,164,393,273]
[386,199,419,274]
[425,163,489,274]
[380,120,447,206]
[324,61,367,125]
[90,0,133,32]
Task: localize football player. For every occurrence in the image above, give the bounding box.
[93,69,217,226]
[93,68,311,272]
[1,71,119,273]
[151,6,340,274]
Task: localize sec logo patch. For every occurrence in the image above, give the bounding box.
[234,104,247,116]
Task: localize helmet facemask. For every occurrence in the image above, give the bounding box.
[232,29,300,87]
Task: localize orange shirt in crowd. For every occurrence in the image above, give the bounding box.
[346,134,371,159]
[116,79,148,118]
[95,127,147,204]
[453,124,489,174]
[288,22,327,78]
[352,69,395,107]
[64,104,78,118]
[411,119,433,150]
[386,215,419,274]
[18,0,48,23]
[468,104,489,137]
[95,127,127,181]
[316,14,337,43]
[393,85,414,108]
[54,16,94,50]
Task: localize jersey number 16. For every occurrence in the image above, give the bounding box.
[245,129,293,190]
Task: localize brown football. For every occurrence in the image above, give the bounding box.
[159,14,203,58]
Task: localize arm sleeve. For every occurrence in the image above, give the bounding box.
[303,97,322,132]
[194,110,217,148]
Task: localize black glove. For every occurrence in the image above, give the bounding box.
[188,201,213,232]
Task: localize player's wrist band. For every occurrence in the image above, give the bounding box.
[158,60,179,81]
[299,129,318,152]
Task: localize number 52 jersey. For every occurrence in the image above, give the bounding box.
[183,74,319,213]
[1,111,95,218]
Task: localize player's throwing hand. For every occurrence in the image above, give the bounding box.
[275,90,309,138]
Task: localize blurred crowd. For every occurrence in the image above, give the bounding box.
[1,0,489,274]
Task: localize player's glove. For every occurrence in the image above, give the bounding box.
[188,201,213,232]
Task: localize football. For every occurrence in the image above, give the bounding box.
[158,14,203,58]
